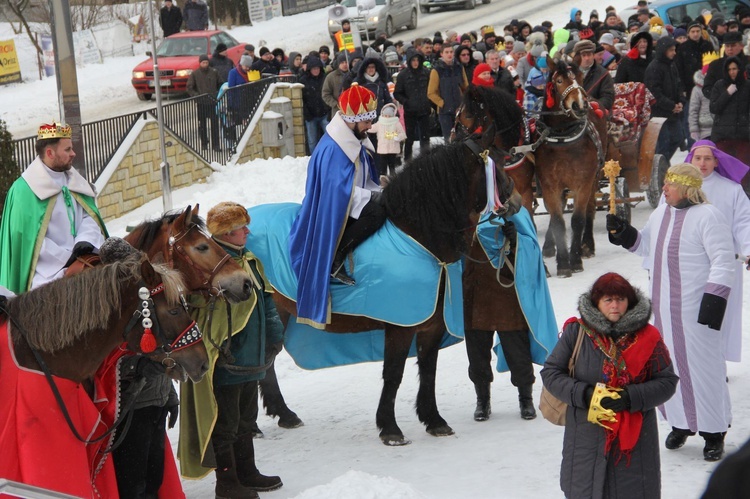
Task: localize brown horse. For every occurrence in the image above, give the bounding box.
[125,204,303,427]
[263,132,522,446]
[534,56,607,277]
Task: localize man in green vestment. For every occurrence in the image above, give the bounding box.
[0,122,108,294]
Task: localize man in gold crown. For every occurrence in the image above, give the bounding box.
[606,163,737,461]
[288,83,386,327]
[0,122,107,294]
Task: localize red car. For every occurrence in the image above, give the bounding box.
[131,30,245,100]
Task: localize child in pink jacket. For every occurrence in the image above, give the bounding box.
[368,103,406,176]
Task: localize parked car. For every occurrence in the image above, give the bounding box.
[327,0,418,41]
[131,30,245,101]
[619,0,750,26]
[419,0,489,14]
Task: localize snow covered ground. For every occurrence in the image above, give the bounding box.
[99,149,750,499]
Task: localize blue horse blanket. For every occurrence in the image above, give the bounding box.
[246,203,464,370]
[474,208,559,372]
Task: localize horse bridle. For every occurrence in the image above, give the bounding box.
[463,137,516,217]
[164,222,232,296]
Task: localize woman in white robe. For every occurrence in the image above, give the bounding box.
[606,163,737,461]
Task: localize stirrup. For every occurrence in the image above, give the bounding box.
[330,261,355,286]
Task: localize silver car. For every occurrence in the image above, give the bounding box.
[328,0,418,40]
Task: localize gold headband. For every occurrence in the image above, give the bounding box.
[665,171,702,189]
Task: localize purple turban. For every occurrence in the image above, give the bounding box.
[686,140,750,184]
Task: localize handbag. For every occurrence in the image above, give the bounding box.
[539,328,585,426]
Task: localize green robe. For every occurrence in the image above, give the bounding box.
[0,177,107,294]
[178,247,283,479]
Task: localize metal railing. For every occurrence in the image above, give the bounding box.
[10,75,294,183]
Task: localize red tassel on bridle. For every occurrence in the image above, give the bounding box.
[140,328,157,353]
[545,82,556,109]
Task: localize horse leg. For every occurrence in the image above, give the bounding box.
[377,327,415,446]
[259,363,303,428]
[541,186,571,277]
[416,328,453,437]
[580,179,597,258]
[569,206,586,273]
[542,228,556,258]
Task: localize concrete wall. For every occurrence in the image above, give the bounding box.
[96,83,305,221]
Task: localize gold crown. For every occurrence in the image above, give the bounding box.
[37,122,72,140]
[665,171,702,188]
[481,25,495,36]
[702,51,720,66]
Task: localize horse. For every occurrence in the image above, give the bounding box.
[533,55,607,277]
[0,239,207,498]
[125,205,304,428]
[251,129,522,446]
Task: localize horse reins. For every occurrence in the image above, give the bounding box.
[164,222,232,296]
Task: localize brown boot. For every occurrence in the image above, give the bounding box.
[234,433,283,491]
[214,448,260,499]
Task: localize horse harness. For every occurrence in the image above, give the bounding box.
[164,221,232,297]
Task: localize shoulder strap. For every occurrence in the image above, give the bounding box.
[568,327,585,376]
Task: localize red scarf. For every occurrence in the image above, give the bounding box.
[566,317,663,459]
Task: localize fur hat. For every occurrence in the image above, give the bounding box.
[207,202,250,236]
[574,39,596,54]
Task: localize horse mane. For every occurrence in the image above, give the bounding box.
[383,142,473,254]
[6,255,186,353]
[128,210,206,251]
[462,86,523,148]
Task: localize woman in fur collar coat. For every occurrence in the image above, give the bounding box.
[541,273,678,499]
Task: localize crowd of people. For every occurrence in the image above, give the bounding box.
[2,2,750,498]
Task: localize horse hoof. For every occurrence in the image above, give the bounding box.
[427,425,454,437]
[571,263,584,273]
[278,413,304,429]
[557,269,572,278]
[380,434,411,446]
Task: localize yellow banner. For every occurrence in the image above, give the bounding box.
[0,39,22,85]
[335,31,357,52]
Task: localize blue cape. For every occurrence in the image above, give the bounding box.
[475,208,559,371]
[288,132,378,328]
[247,203,464,369]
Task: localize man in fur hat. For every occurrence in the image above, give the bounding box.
[179,201,284,497]
[574,39,615,111]
[289,84,386,327]
[0,122,107,294]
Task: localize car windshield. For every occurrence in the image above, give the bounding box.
[339,0,387,7]
[156,37,208,57]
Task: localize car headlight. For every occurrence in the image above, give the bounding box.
[176,69,192,77]
[328,19,335,26]
[132,71,146,79]
[368,15,378,22]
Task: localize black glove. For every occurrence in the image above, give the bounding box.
[501,221,517,249]
[166,401,179,429]
[583,385,594,409]
[64,241,95,267]
[600,389,631,413]
[698,292,728,331]
[606,215,638,249]
[135,356,167,378]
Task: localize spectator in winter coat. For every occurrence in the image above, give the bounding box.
[550,28,570,58]
[159,0,182,37]
[518,33,546,87]
[299,56,331,153]
[689,69,714,141]
[456,46,478,85]
[183,0,208,31]
[485,50,515,95]
[523,54,549,111]
[288,52,303,76]
[252,47,280,76]
[368,103,405,176]
[322,53,349,118]
[574,39,615,112]
[393,49,431,161]
[702,31,749,99]
[645,36,687,162]
[187,55,221,149]
[210,43,234,84]
[614,31,653,83]
[709,56,750,166]
[428,44,468,142]
[564,8,585,31]
[676,22,714,97]
[225,55,255,133]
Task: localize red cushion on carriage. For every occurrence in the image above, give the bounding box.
[610,82,655,144]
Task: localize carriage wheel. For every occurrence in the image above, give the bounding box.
[647,154,669,208]
[615,177,631,224]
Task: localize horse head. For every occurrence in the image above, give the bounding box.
[547,55,589,118]
[126,205,253,303]
[124,254,209,383]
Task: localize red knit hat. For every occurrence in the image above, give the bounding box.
[338,83,377,123]
[472,63,494,87]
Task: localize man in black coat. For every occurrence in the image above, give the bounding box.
[187,55,221,150]
[645,36,686,161]
[676,22,714,97]
[159,0,182,38]
[702,31,749,98]
[394,49,432,161]
[299,56,331,153]
[251,47,280,76]
[485,49,515,96]
[614,31,653,83]
[575,39,615,112]
[209,43,234,84]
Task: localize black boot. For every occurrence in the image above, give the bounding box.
[665,427,695,450]
[233,433,283,491]
[473,383,491,421]
[701,432,726,461]
[330,251,355,286]
[518,385,537,420]
[214,447,259,499]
